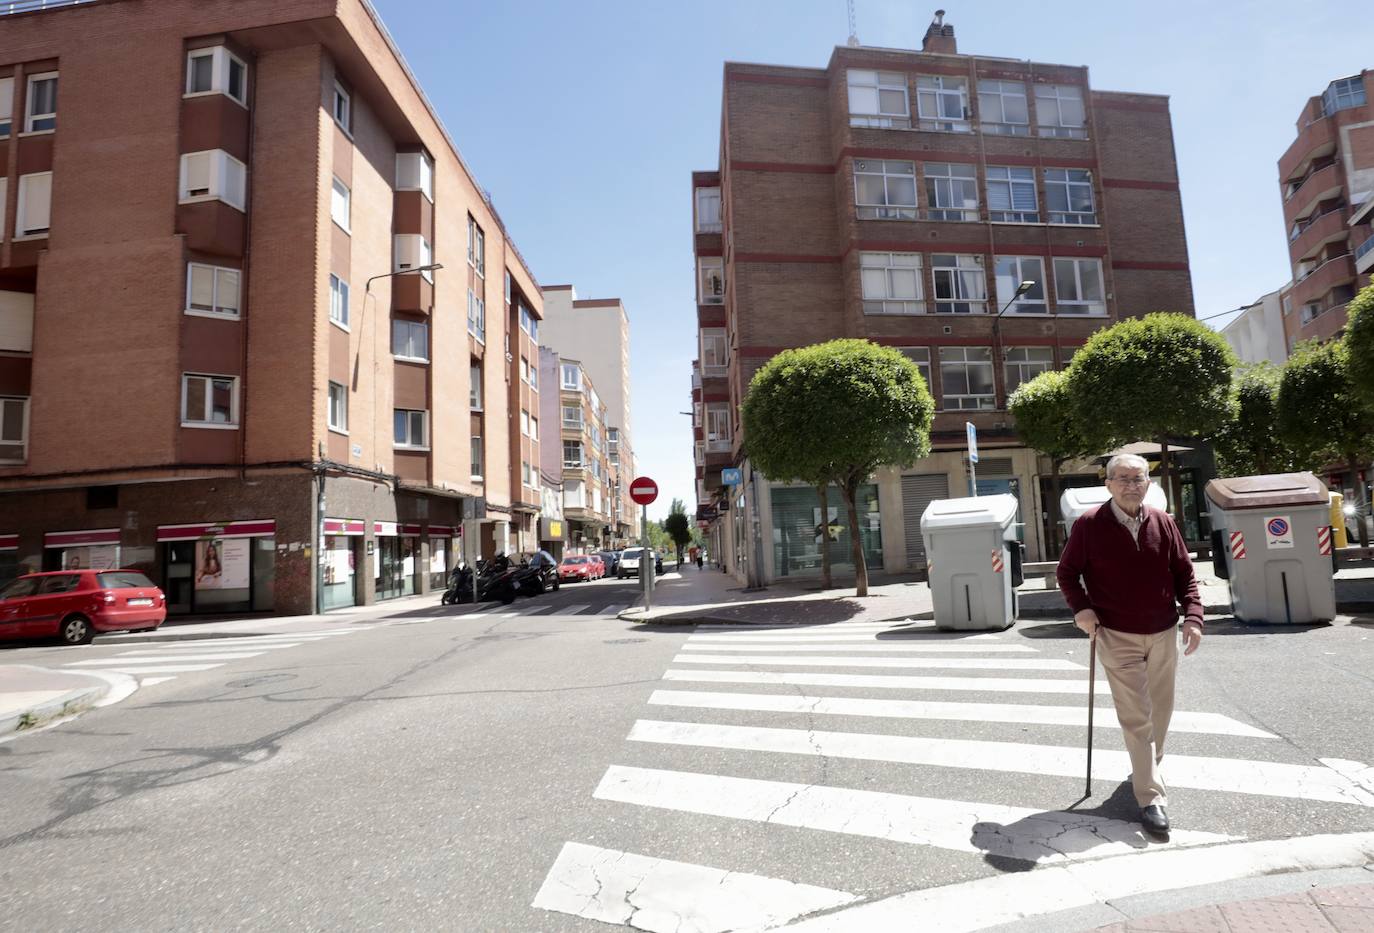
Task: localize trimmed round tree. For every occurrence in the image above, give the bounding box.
[1008,368,1113,556]
[663,498,692,563]
[1277,339,1374,546]
[1067,312,1235,516]
[742,339,934,596]
[1213,363,1300,477]
[1345,282,1374,410]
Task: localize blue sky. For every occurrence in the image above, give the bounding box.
[371,0,1369,522]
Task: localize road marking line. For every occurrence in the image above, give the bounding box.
[647,690,1275,738]
[784,832,1374,932]
[672,654,1083,671]
[137,676,177,686]
[561,605,592,615]
[686,632,1005,643]
[64,652,265,665]
[530,841,857,931]
[694,621,936,633]
[525,605,558,615]
[681,642,1036,654]
[628,720,1374,807]
[595,765,1238,863]
[121,639,311,650]
[599,605,629,615]
[664,669,1114,695]
[71,664,224,674]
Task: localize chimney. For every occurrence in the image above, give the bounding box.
[921,9,957,54]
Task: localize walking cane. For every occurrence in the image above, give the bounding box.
[1085,630,1096,797]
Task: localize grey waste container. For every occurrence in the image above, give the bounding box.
[1205,472,1336,625]
[1060,483,1168,533]
[920,494,1021,631]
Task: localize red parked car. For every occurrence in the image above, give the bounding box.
[558,556,594,583]
[0,570,166,646]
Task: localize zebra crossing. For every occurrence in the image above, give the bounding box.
[61,627,376,686]
[532,619,1374,932]
[443,602,631,620]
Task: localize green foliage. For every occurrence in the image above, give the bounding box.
[1007,369,1112,465]
[1344,282,1374,410]
[742,339,936,488]
[1067,312,1236,443]
[1214,363,1300,477]
[663,498,692,553]
[1276,339,1374,466]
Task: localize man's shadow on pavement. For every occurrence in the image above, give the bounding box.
[972,780,1165,872]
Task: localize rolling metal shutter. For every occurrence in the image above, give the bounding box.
[902,473,949,566]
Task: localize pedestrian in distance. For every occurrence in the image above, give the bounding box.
[1055,453,1203,837]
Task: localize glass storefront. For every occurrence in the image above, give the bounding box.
[770,483,882,578]
[163,536,275,615]
[321,535,358,611]
[428,536,450,590]
[375,535,419,600]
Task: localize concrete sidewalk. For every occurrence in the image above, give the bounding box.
[0,664,134,738]
[1083,879,1374,932]
[621,561,1374,626]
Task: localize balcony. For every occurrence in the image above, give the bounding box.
[0,0,93,12]
[1292,253,1356,306]
[1279,116,1337,183]
[706,437,731,455]
[1284,162,1343,225]
[1289,208,1349,262]
[1356,234,1374,274]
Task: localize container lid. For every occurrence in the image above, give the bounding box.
[1204,472,1328,511]
[921,494,1019,531]
[1060,483,1167,520]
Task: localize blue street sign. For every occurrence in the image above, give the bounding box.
[966,422,979,464]
[721,467,743,486]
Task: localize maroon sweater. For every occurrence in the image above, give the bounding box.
[1056,503,1204,634]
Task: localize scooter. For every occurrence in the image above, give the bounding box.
[440,555,519,605]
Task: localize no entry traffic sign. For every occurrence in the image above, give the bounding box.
[629,476,659,506]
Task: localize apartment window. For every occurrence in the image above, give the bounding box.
[520,409,531,437]
[1004,347,1054,396]
[1322,76,1366,117]
[938,347,995,410]
[564,440,584,468]
[860,252,923,314]
[186,48,247,106]
[393,409,428,449]
[924,163,979,221]
[528,358,539,391]
[181,374,238,427]
[0,396,29,463]
[561,364,581,390]
[467,216,485,277]
[470,362,483,409]
[522,461,533,487]
[25,72,57,133]
[0,77,12,136]
[986,166,1039,223]
[530,416,539,441]
[332,82,351,132]
[471,435,483,478]
[1035,84,1087,138]
[1053,258,1107,315]
[994,256,1047,314]
[847,69,910,128]
[330,177,350,232]
[15,172,53,238]
[329,275,350,329]
[1301,302,1322,325]
[519,306,536,336]
[693,402,702,428]
[466,288,485,341]
[327,381,348,433]
[519,355,530,383]
[562,405,583,428]
[916,75,970,132]
[854,159,917,220]
[505,270,512,306]
[706,404,731,451]
[694,441,705,467]
[395,151,434,201]
[1044,169,1096,224]
[701,328,728,374]
[179,150,246,211]
[391,319,429,362]
[698,257,725,304]
[186,263,241,318]
[932,254,987,313]
[899,347,934,398]
[1282,295,1293,317]
[696,186,722,232]
[564,479,585,508]
[977,79,1029,135]
[394,234,434,282]
[0,179,6,239]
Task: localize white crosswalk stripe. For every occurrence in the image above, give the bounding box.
[560,605,592,615]
[535,621,1366,930]
[599,605,628,615]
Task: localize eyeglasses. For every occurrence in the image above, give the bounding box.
[1110,477,1149,488]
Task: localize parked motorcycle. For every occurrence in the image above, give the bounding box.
[512,550,560,596]
[440,555,519,605]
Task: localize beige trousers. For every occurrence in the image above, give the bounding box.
[1095,625,1179,808]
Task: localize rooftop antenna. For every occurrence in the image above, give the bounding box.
[846,0,859,46]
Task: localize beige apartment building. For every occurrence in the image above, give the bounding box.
[0,0,541,613]
[555,357,615,552]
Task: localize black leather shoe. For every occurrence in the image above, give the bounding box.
[1140,805,1170,835]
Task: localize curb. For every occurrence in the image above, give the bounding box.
[0,666,115,738]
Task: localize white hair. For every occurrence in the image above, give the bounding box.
[1105,453,1150,479]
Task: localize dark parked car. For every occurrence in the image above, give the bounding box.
[598,550,621,576]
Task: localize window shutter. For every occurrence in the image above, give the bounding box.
[216,269,240,314]
[1011,180,1037,211]
[18,173,51,235]
[183,153,211,196]
[189,265,214,310]
[987,180,1012,212]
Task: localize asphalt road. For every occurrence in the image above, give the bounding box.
[2,579,1373,931]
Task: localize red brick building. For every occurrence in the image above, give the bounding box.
[1276,71,1374,351]
[691,14,1197,580]
[0,0,542,613]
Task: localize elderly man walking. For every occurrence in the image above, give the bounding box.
[1056,453,1204,835]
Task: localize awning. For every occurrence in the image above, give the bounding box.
[0,534,17,551]
[428,525,456,537]
[324,519,365,536]
[1103,441,1195,459]
[157,520,276,542]
[44,528,121,549]
[374,522,421,537]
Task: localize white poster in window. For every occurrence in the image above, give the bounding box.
[323,542,354,586]
[195,538,251,590]
[63,545,120,571]
[430,539,448,575]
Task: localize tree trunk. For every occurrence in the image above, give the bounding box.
[1350,455,1370,549]
[816,483,833,591]
[1158,435,1175,520]
[1048,458,1064,557]
[840,480,869,597]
